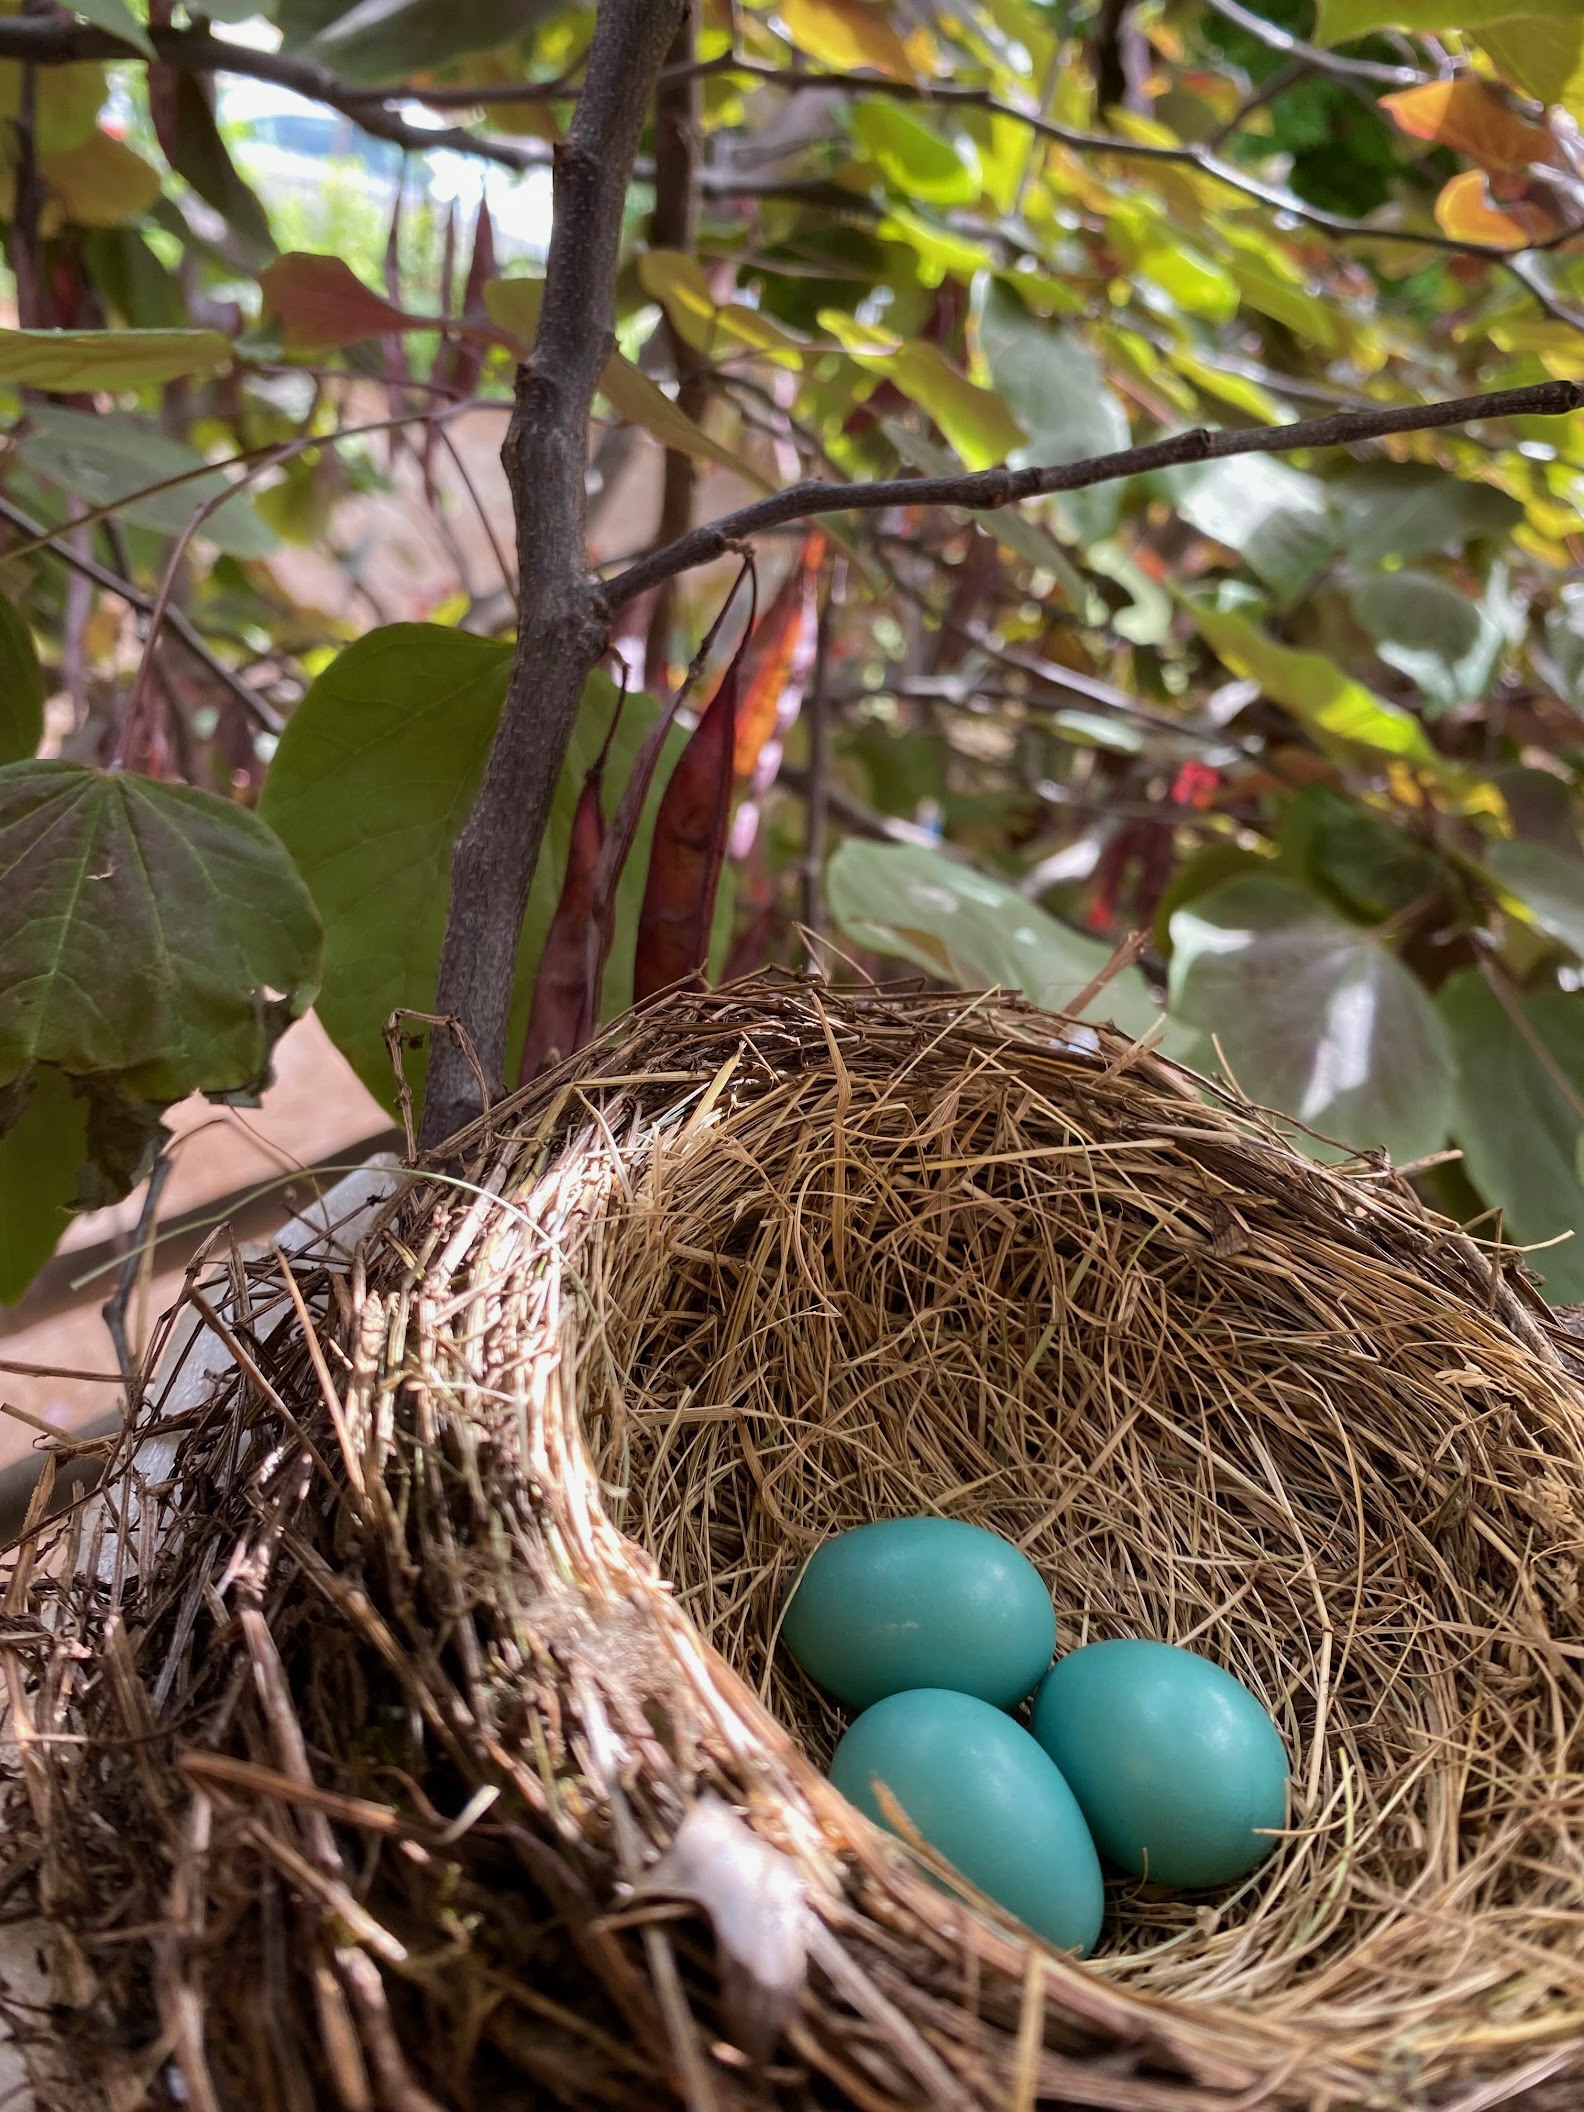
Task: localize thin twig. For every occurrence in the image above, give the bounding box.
[604,378,1584,610]
[101,1145,173,1406]
[0,491,284,735]
[800,557,838,944]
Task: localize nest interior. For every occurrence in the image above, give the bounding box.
[6,981,1584,2112]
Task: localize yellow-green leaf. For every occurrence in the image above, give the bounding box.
[485,277,774,489]
[636,250,804,360]
[1478,18,1584,112]
[0,1069,88,1304]
[25,132,162,229]
[69,0,155,59]
[1317,0,1576,39]
[0,326,230,388]
[1189,599,1444,772]
[822,311,1023,468]
[852,102,979,205]
[1107,199,1237,323]
[781,0,913,75]
[0,58,107,156]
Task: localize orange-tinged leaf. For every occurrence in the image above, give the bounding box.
[1434,168,1556,246]
[260,253,413,352]
[733,532,826,780]
[634,663,739,1002]
[1382,78,1555,170]
[781,0,913,76]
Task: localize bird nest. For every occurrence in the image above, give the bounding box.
[4,979,1584,2112]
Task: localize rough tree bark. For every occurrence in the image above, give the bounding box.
[423,0,688,1147]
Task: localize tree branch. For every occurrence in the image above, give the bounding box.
[643,10,706,688]
[1201,0,1422,84]
[422,0,688,1148]
[0,19,553,175]
[603,377,1584,612]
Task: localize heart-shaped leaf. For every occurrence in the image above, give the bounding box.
[1484,839,1584,958]
[1163,455,1337,605]
[1439,970,1584,1302]
[0,596,44,768]
[1168,872,1452,1161]
[258,625,696,1114]
[827,839,1167,1041]
[1350,568,1504,716]
[0,1068,89,1304]
[0,761,321,1101]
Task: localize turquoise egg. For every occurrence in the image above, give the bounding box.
[829,1688,1105,1955]
[782,1518,1056,1711]
[1030,1640,1289,1889]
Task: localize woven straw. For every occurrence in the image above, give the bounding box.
[6,978,1584,2112]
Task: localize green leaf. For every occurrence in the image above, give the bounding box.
[279,0,554,81]
[826,839,1166,1040]
[1478,18,1584,111]
[977,282,1129,541]
[0,1069,89,1304]
[1543,581,1584,709]
[484,278,774,490]
[1350,569,1504,716]
[1189,599,1444,771]
[1439,971,1584,1302]
[1328,463,1523,566]
[0,597,44,768]
[0,761,321,1101]
[15,405,275,557]
[1278,786,1449,922]
[1168,873,1453,1162]
[258,627,692,1116]
[1484,839,1584,958]
[824,312,1023,471]
[1316,0,1576,40]
[0,326,228,390]
[68,0,154,58]
[852,103,979,205]
[153,70,275,262]
[1162,455,1337,605]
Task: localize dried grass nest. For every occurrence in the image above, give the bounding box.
[7,978,1584,2112]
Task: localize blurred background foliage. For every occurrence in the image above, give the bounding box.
[4,0,1584,1304]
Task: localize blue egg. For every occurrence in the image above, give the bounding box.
[782,1518,1057,1711]
[830,1688,1105,1955]
[1031,1640,1289,1889]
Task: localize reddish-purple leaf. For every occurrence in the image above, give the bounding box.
[426,205,497,476]
[259,253,412,353]
[517,673,629,1084]
[585,563,755,1023]
[516,772,605,1085]
[633,661,739,1003]
[383,184,411,471]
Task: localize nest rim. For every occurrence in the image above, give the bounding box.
[9,976,1584,2112]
